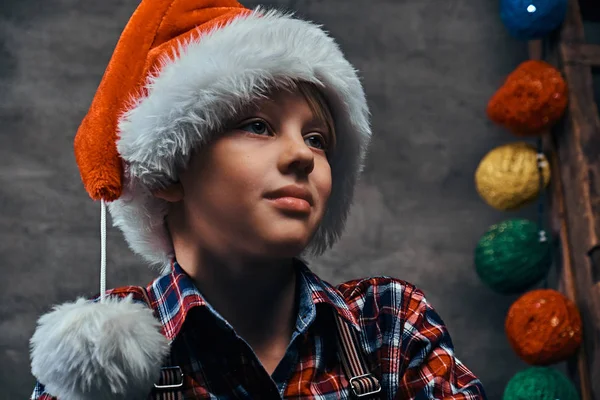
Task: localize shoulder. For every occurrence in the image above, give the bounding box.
[98,272,172,309]
[92,282,157,307]
[335,276,453,357]
[103,285,149,302]
[337,276,426,314]
[334,276,438,335]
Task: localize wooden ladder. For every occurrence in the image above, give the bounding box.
[534,0,600,398]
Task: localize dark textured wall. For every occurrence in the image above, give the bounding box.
[1,0,543,398]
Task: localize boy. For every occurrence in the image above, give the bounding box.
[30,1,487,399]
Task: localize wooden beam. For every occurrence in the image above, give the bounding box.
[561,43,600,67]
[546,122,594,400]
[554,0,600,397]
[531,37,595,400]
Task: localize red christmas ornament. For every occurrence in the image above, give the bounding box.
[487,60,568,136]
[505,289,582,365]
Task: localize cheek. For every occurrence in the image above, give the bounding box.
[225,154,270,194]
[314,158,333,205]
[187,141,264,198]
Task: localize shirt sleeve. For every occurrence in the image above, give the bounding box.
[396,288,487,400]
[31,382,57,400]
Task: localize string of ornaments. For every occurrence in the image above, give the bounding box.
[475,1,583,399]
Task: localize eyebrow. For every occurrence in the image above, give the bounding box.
[306,115,336,148]
[305,115,328,130]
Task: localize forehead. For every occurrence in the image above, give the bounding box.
[245,86,330,126]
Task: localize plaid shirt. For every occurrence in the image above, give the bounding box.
[32,259,486,399]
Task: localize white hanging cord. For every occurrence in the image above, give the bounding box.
[536,148,548,243]
[100,199,107,303]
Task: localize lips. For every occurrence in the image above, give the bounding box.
[264,185,314,205]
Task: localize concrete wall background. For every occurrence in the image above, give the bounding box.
[1,0,547,398]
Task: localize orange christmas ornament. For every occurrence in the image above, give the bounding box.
[487,60,568,136]
[505,289,582,365]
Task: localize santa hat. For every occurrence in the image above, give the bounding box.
[30,1,370,399]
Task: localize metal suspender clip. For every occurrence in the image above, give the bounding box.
[349,373,382,398]
[154,366,184,389]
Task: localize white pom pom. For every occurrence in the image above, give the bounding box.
[30,295,170,400]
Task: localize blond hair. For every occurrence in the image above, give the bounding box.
[295,81,337,151]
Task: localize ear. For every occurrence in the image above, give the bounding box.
[152,183,184,203]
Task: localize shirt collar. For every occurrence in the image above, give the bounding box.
[147,258,361,342]
[293,259,361,332]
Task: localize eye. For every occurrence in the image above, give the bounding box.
[304,134,327,150]
[238,120,271,135]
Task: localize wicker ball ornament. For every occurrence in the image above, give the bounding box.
[500,0,568,40]
[475,219,551,294]
[505,289,582,365]
[475,142,550,211]
[503,367,579,400]
[487,60,568,136]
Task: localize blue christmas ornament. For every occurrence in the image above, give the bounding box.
[500,0,568,40]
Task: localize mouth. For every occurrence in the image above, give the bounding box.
[264,185,314,214]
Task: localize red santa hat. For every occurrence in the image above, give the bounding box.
[30,0,371,398]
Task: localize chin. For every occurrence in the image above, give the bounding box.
[250,212,321,256]
[260,228,313,257]
[268,236,310,256]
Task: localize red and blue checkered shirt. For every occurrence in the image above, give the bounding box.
[32,259,486,399]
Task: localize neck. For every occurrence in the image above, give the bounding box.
[174,242,298,364]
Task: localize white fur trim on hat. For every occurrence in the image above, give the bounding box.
[111,8,371,268]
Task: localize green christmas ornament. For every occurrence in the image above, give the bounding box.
[503,367,579,400]
[475,219,551,294]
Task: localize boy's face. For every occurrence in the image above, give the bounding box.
[162,87,334,259]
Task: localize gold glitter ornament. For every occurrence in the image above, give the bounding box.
[475,142,550,211]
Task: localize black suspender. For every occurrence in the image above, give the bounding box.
[151,366,184,400]
[334,313,382,398]
[137,286,185,400]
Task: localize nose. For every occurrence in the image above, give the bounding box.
[278,133,315,176]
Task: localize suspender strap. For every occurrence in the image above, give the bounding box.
[333,313,382,399]
[137,287,185,400]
